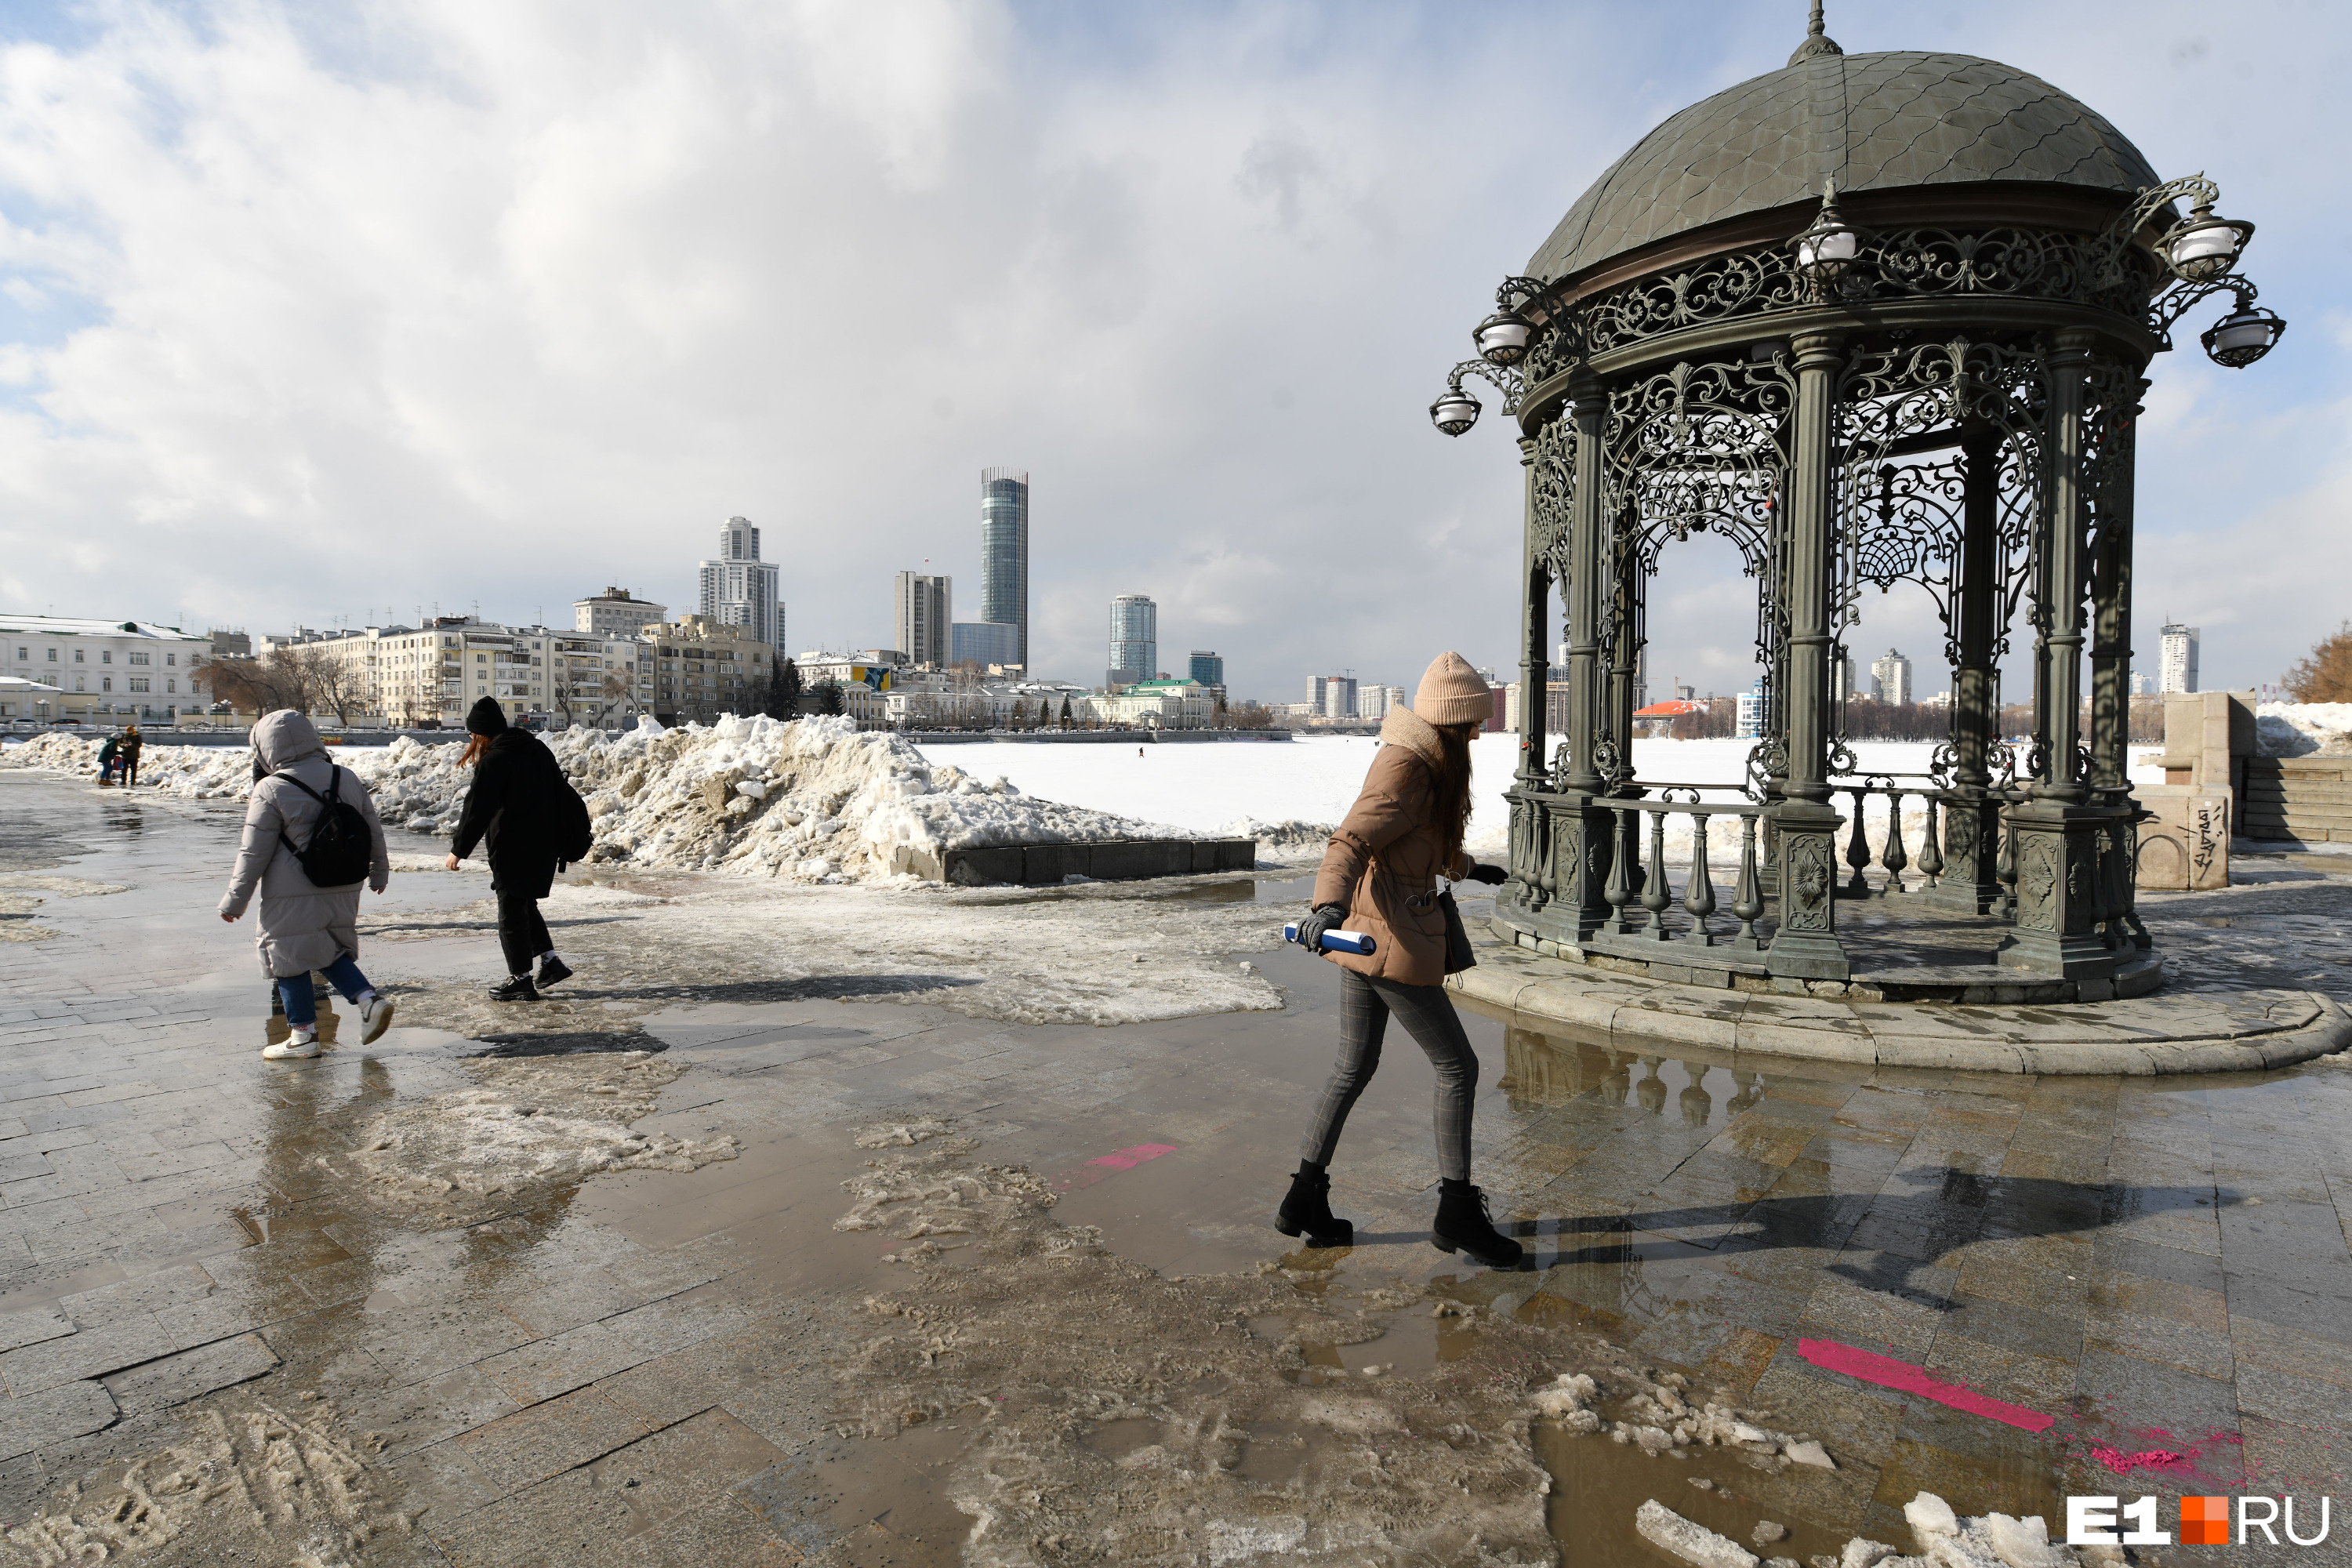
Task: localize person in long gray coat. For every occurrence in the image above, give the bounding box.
[218,710,397,1060]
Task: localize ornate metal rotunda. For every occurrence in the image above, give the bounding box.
[1432,11,2283,993]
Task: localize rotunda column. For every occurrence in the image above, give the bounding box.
[1933,427,2008,913]
[1765,329,1850,980]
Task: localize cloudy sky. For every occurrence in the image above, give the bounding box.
[0,0,2343,704]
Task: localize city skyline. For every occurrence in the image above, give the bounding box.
[0,4,2339,703]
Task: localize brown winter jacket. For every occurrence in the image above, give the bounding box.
[1311,707,1474,988]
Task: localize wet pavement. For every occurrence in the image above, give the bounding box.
[0,770,2347,1566]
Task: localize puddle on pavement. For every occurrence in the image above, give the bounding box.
[466,1029,665,1058]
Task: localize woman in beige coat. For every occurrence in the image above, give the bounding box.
[218,710,397,1060]
[1280,653,1521,1268]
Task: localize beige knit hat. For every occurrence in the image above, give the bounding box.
[1412,652,1491,728]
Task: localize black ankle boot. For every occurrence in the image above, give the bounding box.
[1432,1178,1523,1269]
[1274,1164,1354,1249]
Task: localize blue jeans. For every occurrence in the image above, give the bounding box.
[279,956,372,1028]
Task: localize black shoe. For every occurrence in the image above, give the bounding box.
[488,975,540,1002]
[536,956,573,989]
[1273,1165,1354,1249]
[1432,1179,1523,1269]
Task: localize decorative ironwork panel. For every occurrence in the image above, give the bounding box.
[1833,337,2051,654]
[1577,228,2161,361]
[1597,357,1795,730]
[1530,414,1575,582]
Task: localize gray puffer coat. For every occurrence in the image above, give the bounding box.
[218,711,391,978]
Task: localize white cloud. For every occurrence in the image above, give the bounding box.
[0,0,2339,702]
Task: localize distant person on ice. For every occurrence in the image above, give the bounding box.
[446,697,582,1001]
[218,710,397,1061]
[1280,652,1519,1268]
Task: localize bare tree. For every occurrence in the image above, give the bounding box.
[292,647,368,726]
[2287,622,2352,703]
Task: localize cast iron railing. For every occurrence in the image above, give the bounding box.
[1593,792,1769,949]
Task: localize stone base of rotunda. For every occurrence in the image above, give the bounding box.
[1454,918,2347,1074]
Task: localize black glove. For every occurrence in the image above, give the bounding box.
[1465,863,1508,886]
[1296,904,1348,953]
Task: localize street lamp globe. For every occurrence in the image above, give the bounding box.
[1474,309,1533,366]
[1791,179,1862,290]
[1429,388,1482,436]
[2165,202,2251,283]
[2201,303,2286,368]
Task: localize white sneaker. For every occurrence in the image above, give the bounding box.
[358,993,396,1044]
[263,1029,320,1061]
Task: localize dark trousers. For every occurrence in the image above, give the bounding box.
[1301,970,1479,1181]
[498,889,552,977]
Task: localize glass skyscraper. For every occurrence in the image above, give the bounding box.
[980,468,1029,669]
[1188,651,1224,688]
[1108,594,1157,686]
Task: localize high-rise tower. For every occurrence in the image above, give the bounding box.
[980,468,1029,668]
[697,517,782,652]
[1107,595,1156,686]
[894,573,952,668]
[2159,624,2200,693]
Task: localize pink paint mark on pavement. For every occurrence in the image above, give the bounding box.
[2082,1427,2241,1480]
[1797,1338,2056,1434]
[2090,1446,2189,1475]
[1052,1143,1179,1192]
[1091,1143,1178,1171]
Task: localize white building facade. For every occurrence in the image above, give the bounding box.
[0,616,212,724]
[2159,624,2200,694]
[1870,648,1914,706]
[260,620,654,729]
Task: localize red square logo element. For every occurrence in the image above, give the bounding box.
[2180,1496,2230,1545]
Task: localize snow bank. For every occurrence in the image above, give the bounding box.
[2256,702,2352,757]
[0,717,1207,884]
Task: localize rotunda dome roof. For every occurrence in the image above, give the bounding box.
[1526,49,2161,284]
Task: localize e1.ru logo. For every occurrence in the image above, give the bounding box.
[2068,1495,2332,1547]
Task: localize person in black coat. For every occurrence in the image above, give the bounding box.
[445,698,575,1000]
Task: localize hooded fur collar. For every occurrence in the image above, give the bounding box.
[1380,706,1444,771]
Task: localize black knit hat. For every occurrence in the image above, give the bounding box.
[466,696,509,735]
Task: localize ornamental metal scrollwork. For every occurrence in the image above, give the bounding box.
[1601,356,1795,702]
[1592,737,1631,791]
[1570,224,2164,365]
[1744,739,1786,804]
[1530,415,1575,579]
[1853,458,1966,661]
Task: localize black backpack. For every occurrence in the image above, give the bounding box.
[554,773,593,866]
[275,766,374,887]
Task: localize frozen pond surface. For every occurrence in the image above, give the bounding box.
[919,736,2169,854]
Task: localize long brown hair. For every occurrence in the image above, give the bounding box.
[458,733,492,768]
[1431,721,1477,866]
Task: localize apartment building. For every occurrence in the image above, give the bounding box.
[645,615,773,722]
[0,616,212,724]
[260,619,652,728]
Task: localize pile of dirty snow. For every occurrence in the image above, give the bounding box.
[0,717,1210,884]
[2257,702,2352,757]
